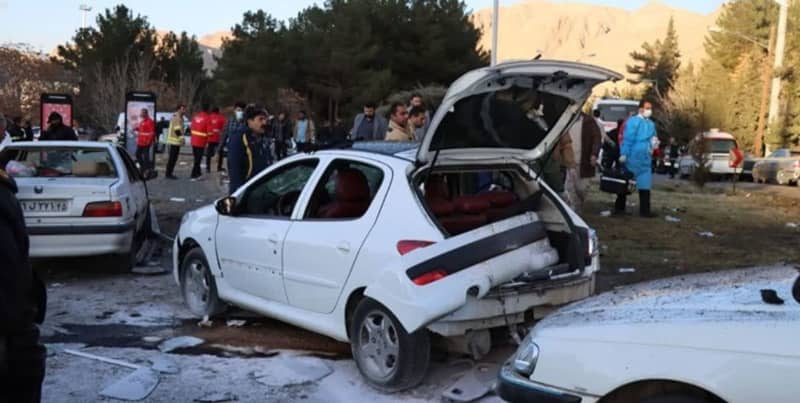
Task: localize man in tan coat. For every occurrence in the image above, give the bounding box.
[384,102,414,142]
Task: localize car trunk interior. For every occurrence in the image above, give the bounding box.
[414,166,588,275]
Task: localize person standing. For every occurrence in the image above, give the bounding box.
[220,102,247,173]
[206,107,226,174]
[165,105,186,180]
[350,102,388,141]
[564,112,602,212]
[7,117,25,143]
[0,148,48,403]
[619,100,658,218]
[668,137,679,179]
[22,120,34,142]
[135,109,156,175]
[228,106,271,194]
[0,114,11,149]
[272,112,291,160]
[408,106,427,141]
[189,104,211,180]
[384,103,414,141]
[40,112,77,141]
[408,93,431,134]
[293,110,315,152]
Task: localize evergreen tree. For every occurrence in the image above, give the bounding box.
[627,17,681,104]
[156,32,205,87]
[705,0,776,72]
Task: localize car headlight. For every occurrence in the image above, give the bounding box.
[512,334,540,377]
[587,228,599,258]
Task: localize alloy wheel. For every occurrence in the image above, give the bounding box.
[356,310,400,381]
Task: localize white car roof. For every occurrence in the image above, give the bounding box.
[7,141,114,149]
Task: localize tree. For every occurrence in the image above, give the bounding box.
[627,17,682,104]
[155,31,205,87]
[705,0,777,72]
[0,44,75,122]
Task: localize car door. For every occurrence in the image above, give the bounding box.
[116,147,147,229]
[215,158,320,304]
[282,157,391,314]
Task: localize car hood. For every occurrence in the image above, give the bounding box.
[416,60,622,166]
[533,266,800,358]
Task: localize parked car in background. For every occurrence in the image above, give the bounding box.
[752,148,800,185]
[3,141,152,270]
[740,152,758,180]
[677,130,740,179]
[174,60,618,392]
[592,98,639,133]
[498,266,800,403]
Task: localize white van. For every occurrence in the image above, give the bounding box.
[592,98,639,132]
[677,129,740,177]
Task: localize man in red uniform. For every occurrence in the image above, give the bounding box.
[206,106,226,174]
[190,104,210,180]
[135,109,156,176]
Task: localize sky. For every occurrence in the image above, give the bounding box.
[0,0,725,52]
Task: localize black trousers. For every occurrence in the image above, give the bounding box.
[217,143,226,171]
[275,139,287,161]
[191,146,204,178]
[669,159,678,178]
[0,323,46,403]
[205,143,218,173]
[166,145,181,177]
[135,145,152,171]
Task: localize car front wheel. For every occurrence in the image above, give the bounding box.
[350,298,430,392]
[180,248,226,318]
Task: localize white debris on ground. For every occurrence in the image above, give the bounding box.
[787,222,799,229]
[600,210,612,217]
[618,268,636,273]
[697,231,715,238]
[226,320,247,328]
[158,336,205,353]
[169,197,187,203]
[251,355,333,386]
[665,215,681,223]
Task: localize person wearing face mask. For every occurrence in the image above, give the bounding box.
[220,102,247,174]
[618,99,658,217]
[227,105,271,194]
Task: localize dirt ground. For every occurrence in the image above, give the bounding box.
[582,177,800,292]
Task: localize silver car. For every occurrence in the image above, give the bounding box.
[752,148,800,185]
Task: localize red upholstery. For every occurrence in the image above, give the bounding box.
[453,196,490,214]
[440,214,487,235]
[477,191,516,208]
[428,198,455,217]
[318,169,371,219]
[425,175,450,200]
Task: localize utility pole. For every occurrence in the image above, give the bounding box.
[491,0,499,66]
[766,0,788,154]
[79,4,92,30]
[754,25,776,157]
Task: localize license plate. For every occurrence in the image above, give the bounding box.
[21,200,69,213]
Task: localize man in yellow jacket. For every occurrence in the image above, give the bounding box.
[165,104,186,180]
[384,102,414,142]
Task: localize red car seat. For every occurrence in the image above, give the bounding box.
[317,169,372,219]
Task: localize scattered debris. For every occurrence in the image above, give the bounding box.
[441,363,497,403]
[252,356,333,386]
[600,210,612,217]
[198,315,213,328]
[142,336,164,344]
[132,265,168,275]
[158,336,204,353]
[786,222,799,229]
[618,268,636,273]
[226,320,246,328]
[672,207,687,213]
[63,349,140,370]
[195,199,205,203]
[169,197,186,203]
[697,231,715,238]
[99,367,160,401]
[195,392,238,402]
[745,193,752,198]
[179,161,188,166]
[150,355,180,374]
[760,289,785,305]
[665,215,681,223]
[50,282,64,288]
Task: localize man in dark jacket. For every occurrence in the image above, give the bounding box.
[272,112,291,161]
[227,106,271,194]
[0,149,47,403]
[40,112,77,141]
[565,112,602,212]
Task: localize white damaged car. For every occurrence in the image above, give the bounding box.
[174,60,621,391]
[498,266,800,403]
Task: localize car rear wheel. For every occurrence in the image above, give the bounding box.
[180,248,226,318]
[776,170,791,186]
[350,298,430,392]
[641,395,711,403]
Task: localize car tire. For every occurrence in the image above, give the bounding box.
[180,248,227,318]
[115,218,147,272]
[641,395,710,403]
[349,298,430,393]
[776,170,790,186]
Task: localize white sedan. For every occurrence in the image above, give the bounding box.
[174,60,620,391]
[498,266,800,403]
[3,141,151,269]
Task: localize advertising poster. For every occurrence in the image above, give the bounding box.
[40,93,73,128]
[124,91,157,155]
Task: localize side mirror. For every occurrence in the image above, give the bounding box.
[215,196,236,216]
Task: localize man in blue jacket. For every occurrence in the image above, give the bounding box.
[227,106,271,194]
[619,99,658,218]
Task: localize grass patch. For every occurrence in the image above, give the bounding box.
[582,179,800,292]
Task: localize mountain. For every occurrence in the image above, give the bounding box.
[472,0,721,78]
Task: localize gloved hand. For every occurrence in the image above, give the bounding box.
[618,155,627,164]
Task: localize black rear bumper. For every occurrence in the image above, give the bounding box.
[497,364,582,403]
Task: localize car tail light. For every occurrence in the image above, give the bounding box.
[83,201,123,217]
[396,240,435,256]
[411,269,448,286]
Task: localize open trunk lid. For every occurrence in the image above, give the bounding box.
[416,60,622,166]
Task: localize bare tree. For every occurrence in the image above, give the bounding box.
[176,70,203,110]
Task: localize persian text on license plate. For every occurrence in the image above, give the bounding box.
[21,200,69,213]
